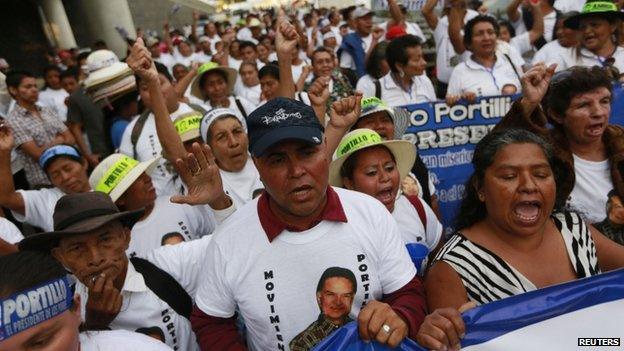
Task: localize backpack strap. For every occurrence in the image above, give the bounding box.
[297,92,304,102]
[130,109,152,159]
[503,53,522,83]
[130,257,193,320]
[406,195,427,229]
[374,79,382,99]
[234,97,248,119]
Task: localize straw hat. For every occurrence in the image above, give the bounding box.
[329,128,416,187]
[88,154,159,202]
[190,62,237,100]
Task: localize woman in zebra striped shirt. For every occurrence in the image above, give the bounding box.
[415,128,624,351]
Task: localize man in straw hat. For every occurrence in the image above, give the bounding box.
[191,93,426,350]
[88,150,233,257]
[19,142,227,351]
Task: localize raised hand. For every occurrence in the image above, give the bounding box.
[328,92,363,130]
[127,38,159,84]
[308,76,331,107]
[171,143,231,209]
[275,19,300,58]
[521,62,557,105]
[0,123,15,152]
[372,27,385,42]
[85,273,122,329]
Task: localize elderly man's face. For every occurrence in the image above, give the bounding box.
[317,277,355,325]
[52,221,130,289]
[253,140,329,220]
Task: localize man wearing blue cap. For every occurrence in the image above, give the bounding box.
[191,97,426,351]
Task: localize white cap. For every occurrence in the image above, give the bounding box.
[352,7,374,19]
[322,32,336,41]
[89,154,160,202]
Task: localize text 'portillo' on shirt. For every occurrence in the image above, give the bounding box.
[195,187,416,351]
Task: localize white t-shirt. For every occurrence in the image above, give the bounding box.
[371,72,437,107]
[512,9,557,44]
[173,52,201,67]
[195,187,416,351]
[194,52,212,65]
[80,330,173,350]
[228,57,243,71]
[206,34,221,53]
[234,81,262,106]
[532,40,567,66]
[432,9,479,84]
[509,32,533,56]
[0,217,23,244]
[392,195,442,252]
[119,103,197,196]
[291,59,312,85]
[77,237,214,351]
[330,26,343,47]
[220,159,264,208]
[38,88,69,122]
[128,196,216,258]
[380,21,426,43]
[568,155,612,224]
[340,34,374,71]
[356,74,378,98]
[12,187,65,231]
[192,95,257,120]
[554,46,624,73]
[447,52,522,97]
[154,53,176,74]
[554,0,585,13]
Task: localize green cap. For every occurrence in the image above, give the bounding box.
[564,1,624,29]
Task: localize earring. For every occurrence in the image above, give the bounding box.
[478,192,485,201]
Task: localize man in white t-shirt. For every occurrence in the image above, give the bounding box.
[88,153,234,257]
[19,192,214,351]
[339,7,384,78]
[0,136,91,232]
[0,250,174,351]
[147,37,176,74]
[38,65,69,122]
[119,63,200,196]
[191,97,426,351]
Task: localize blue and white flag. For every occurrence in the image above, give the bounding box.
[312,269,624,350]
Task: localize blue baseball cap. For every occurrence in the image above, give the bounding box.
[247,97,324,157]
[39,145,82,171]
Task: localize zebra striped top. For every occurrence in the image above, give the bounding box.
[433,211,600,305]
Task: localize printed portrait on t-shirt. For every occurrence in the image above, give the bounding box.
[289,267,357,351]
[161,232,186,246]
[135,326,166,343]
[594,190,624,245]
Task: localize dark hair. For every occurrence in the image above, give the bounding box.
[0,251,68,298]
[258,63,280,80]
[93,39,107,50]
[160,232,185,246]
[386,35,422,73]
[311,47,335,64]
[76,51,91,64]
[135,61,172,86]
[366,41,389,79]
[239,40,257,51]
[315,267,357,294]
[455,128,559,230]
[498,20,516,38]
[544,66,612,122]
[463,15,500,48]
[172,63,189,72]
[340,145,395,180]
[60,67,79,81]
[199,69,228,91]
[240,61,258,72]
[43,65,61,77]
[5,69,35,90]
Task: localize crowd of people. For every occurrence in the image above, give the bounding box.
[0,0,624,350]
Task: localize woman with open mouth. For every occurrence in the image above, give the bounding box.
[416,128,624,351]
[554,0,624,74]
[329,128,444,273]
[498,62,624,224]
